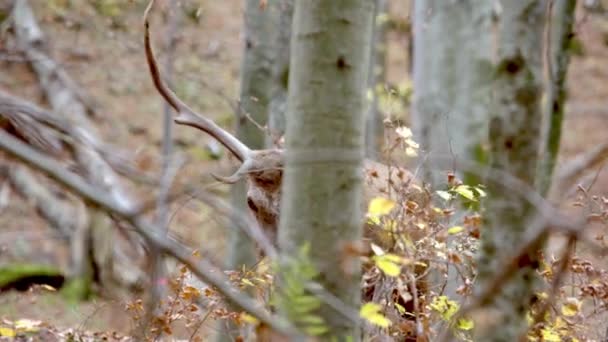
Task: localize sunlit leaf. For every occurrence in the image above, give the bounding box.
[429,295,460,321]
[561,297,581,317]
[436,190,452,201]
[360,303,392,328]
[367,197,396,224]
[395,126,413,139]
[368,197,396,216]
[240,312,259,324]
[14,319,41,332]
[374,254,402,277]
[0,327,15,337]
[447,226,465,235]
[405,147,418,157]
[370,243,385,256]
[541,327,562,342]
[474,186,487,197]
[456,318,474,331]
[454,185,476,201]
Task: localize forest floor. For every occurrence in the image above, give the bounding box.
[0,0,607,340]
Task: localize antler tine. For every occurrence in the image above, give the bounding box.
[144,0,251,162]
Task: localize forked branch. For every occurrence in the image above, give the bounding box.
[143,0,251,162]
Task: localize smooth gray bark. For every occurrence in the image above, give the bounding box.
[221,1,278,340]
[476,1,547,341]
[365,0,388,160]
[412,0,494,185]
[267,0,294,143]
[227,0,278,270]
[279,0,374,338]
[537,0,577,196]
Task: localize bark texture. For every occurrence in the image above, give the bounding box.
[221,1,279,340]
[537,0,577,196]
[279,0,374,338]
[267,0,294,143]
[412,0,494,185]
[365,0,388,160]
[476,1,547,341]
[227,0,279,270]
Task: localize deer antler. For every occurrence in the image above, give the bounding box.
[143,0,251,162]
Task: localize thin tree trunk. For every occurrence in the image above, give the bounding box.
[476,1,547,340]
[365,0,388,160]
[412,0,494,186]
[278,0,374,338]
[221,1,278,340]
[267,0,293,144]
[537,0,577,196]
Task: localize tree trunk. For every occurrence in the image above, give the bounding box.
[227,0,278,270]
[412,0,494,186]
[221,1,278,340]
[537,0,577,196]
[476,1,546,341]
[278,0,374,338]
[267,0,294,144]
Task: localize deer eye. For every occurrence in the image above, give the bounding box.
[247,197,259,212]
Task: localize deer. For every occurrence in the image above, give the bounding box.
[143,3,430,338]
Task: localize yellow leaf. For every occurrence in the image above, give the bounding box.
[368,197,396,217]
[429,296,460,321]
[0,327,15,337]
[240,312,259,325]
[561,297,581,317]
[360,303,392,328]
[241,278,255,287]
[456,318,474,331]
[374,255,401,277]
[447,226,465,235]
[541,327,562,342]
[454,185,476,201]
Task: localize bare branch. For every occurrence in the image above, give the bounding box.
[0,130,299,337]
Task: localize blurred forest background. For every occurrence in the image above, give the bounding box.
[0,0,607,341]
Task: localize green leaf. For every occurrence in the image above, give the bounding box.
[303,324,330,336]
[456,318,474,331]
[429,295,460,321]
[454,185,477,201]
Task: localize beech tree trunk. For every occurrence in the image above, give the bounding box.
[365,0,388,160]
[221,1,278,340]
[476,1,547,340]
[412,0,494,186]
[227,0,278,270]
[278,0,374,338]
[537,0,577,196]
[267,0,294,143]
